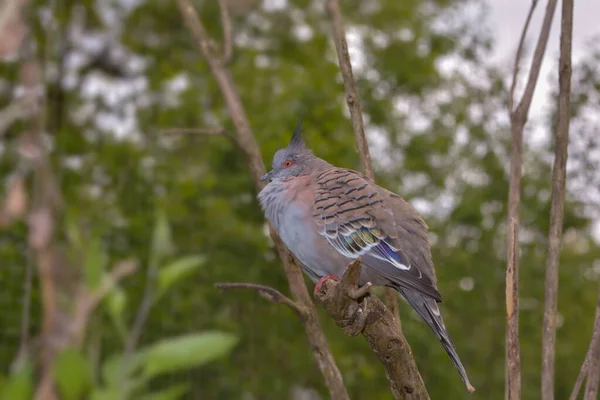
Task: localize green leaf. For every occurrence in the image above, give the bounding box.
[141,332,237,379]
[89,388,120,400]
[150,209,173,266]
[106,287,126,319]
[137,383,189,400]
[0,363,33,400]
[84,237,107,290]
[65,212,82,251]
[105,287,127,340]
[101,352,145,389]
[156,255,205,300]
[53,348,93,400]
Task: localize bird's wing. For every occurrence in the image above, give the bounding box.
[312,168,441,301]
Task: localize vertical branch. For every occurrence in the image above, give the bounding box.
[176,2,350,399]
[541,0,573,398]
[569,288,600,400]
[324,0,401,328]
[505,1,557,399]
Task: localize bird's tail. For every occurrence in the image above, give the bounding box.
[399,287,475,392]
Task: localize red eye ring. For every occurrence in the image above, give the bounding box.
[282,160,294,168]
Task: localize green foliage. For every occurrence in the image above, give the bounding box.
[54,348,94,400]
[1,0,599,399]
[141,332,238,379]
[156,256,205,301]
[0,363,33,400]
[94,331,236,400]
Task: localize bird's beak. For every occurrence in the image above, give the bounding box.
[260,170,274,182]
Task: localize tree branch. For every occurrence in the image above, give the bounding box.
[216,283,308,320]
[316,259,429,399]
[325,0,402,337]
[569,288,600,400]
[0,94,38,136]
[218,0,232,64]
[508,0,539,113]
[515,0,558,121]
[161,127,225,135]
[71,260,138,346]
[505,2,557,399]
[541,0,573,398]
[176,2,350,399]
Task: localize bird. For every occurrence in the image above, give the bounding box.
[258,120,474,392]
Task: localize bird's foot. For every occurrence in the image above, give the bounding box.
[313,274,340,297]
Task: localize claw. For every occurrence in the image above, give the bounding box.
[313,274,340,297]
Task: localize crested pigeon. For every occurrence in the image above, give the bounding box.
[258,121,473,391]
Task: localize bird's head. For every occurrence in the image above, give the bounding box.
[260,119,318,182]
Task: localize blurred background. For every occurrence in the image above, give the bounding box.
[1,0,600,399]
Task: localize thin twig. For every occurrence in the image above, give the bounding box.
[216,283,308,319]
[570,288,600,400]
[584,290,600,398]
[161,127,225,135]
[541,0,573,398]
[218,0,232,64]
[569,352,589,400]
[515,0,559,120]
[0,0,19,38]
[71,260,138,345]
[124,260,156,356]
[0,95,38,136]
[324,0,402,330]
[508,0,539,113]
[86,260,137,311]
[19,254,33,351]
[505,2,558,399]
[325,0,373,179]
[176,2,349,399]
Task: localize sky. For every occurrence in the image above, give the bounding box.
[488,0,599,122]
[487,0,600,240]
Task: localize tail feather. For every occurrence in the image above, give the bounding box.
[399,287,475,392]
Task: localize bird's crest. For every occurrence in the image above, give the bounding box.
[288,117,305,149]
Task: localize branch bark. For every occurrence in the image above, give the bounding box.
[569,288,600,400]
[316,259,429,399]
[216,283,308,320]
[507,0,539,113]
[161,127,225,135]
[176,2,349,399]
[325,0,402,333]
[505,2,557,399]
[541,0,573,398]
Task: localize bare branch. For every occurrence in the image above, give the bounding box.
[0,95,38,136]
[505,2,558,399]
[161,127,225,135]
[324,0,402,333]
[216,283,308,319]
[0,0,19,34]
[86,260,137,311]
[508,0,539,113]
[515,0,558,120]
[570,355,589,400]
[325,0,373,179]
[125,259,157,356]
[218,0,232,64]
[71,260,138,345]
[176,2,349,399]
[316,259,430,399]
[541,0,573,398]
[584,291,600,399]
[569,288,600,400]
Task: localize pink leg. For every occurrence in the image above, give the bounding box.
[313,274,340,296]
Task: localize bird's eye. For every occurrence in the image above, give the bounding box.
[282,160,294,168]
